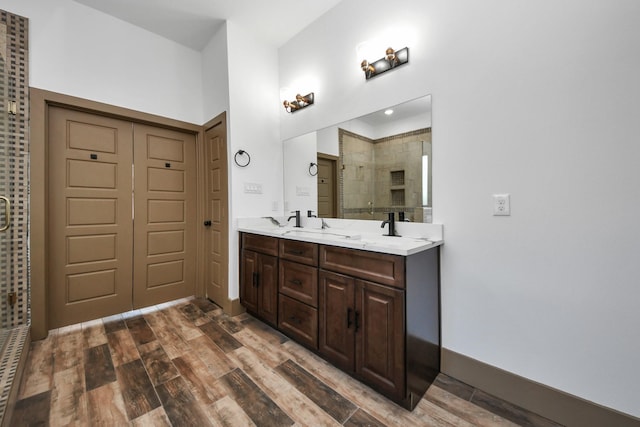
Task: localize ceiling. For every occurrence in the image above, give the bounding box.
[357,96,432,127]
[73,0,344,51]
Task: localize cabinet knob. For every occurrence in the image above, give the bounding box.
[204,220,212,227]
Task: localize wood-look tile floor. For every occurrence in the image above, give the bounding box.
[12,297,562,427]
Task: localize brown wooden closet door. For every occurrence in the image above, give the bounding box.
[133,124,196,308]
[48,107,133,327]
[204,119,228,307]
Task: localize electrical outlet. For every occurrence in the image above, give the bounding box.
[493,194,510,216]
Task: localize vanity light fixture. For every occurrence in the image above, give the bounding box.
[283,92,315,113]
[361,47,409,80]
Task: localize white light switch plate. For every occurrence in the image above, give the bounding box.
[493,194,511,216]
[244,182,263,194]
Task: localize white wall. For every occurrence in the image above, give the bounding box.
[225,21,283,298]
[3,0,204,123]
[279,0,640,418]
[202,22,230,121]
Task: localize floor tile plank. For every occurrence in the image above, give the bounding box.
[276,359,357,424]
[53,324,83,373]
[162,306,204,341]
[424,385,517,427]
[86,381,128,426]
[191,297,221,313]
[18,333,56,399]
[102,313,127,334]
[434,374,475,401]
[155,376,213,426]
[82,318,108,348]
[344,408,387,427]
[116,358,161,420]
[221,368,294,427]
[144,309,191,359]
[107,328,140,367]
[172,352,226,404]
[178,301,209,324]
[228,347,341,427]
[199,321,243,353]
[188,335,237,378]
[205,395,257,427]
[240,315,290,346]
[471,389,563,427]
[215,312,245,334]
[84,343,116,391]
[49,364,87,426]
[12,390,51,426]
[137,340,180,386]
[233,328,290,367]
[126,316,157,347]
[131,406,172,427]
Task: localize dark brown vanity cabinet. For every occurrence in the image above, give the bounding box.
[240,232,441,410]
[319,250,405,402]
[240,234,279,327]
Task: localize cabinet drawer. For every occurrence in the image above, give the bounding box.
[280,260,318,308]
[242,233,279,256]
[279,239,318,266]
[278,295,318,350]
[319,245,405,289]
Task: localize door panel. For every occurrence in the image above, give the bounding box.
[257,254,278,326]
[133,124,196,308]
[204,120,228,307]
[317,157,337,218]
[48,107,133,327]
[240,250,258,313]
[319,270,355,372]
[355,279,405,400]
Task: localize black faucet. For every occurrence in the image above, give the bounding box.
[381,212,397,236]
[287,210,302,227]
[307,210,317,218]
[398,211,410,222]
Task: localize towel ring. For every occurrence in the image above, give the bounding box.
[309,162,318,176]
[234,150,251,167]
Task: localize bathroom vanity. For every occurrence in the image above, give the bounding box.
[238,218,442,410]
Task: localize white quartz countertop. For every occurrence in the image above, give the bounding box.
[237,217,443,256]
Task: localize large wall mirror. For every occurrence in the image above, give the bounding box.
[283,95,432,222]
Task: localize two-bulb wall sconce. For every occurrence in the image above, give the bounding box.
[283,92,315,113]
[361,47,409,80]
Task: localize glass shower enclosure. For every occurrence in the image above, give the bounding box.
[0,9,30,424]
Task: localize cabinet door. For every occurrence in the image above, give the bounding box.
[356,279,405,401]
[319,270,355,372]
[257,253,279,326]
[240,249,259,313]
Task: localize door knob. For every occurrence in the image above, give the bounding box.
[204,220,212,227]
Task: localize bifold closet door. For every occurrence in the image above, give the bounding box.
[48,107,134,327]
[133,124,196,308]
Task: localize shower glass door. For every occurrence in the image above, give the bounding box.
[1,21,10,339]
